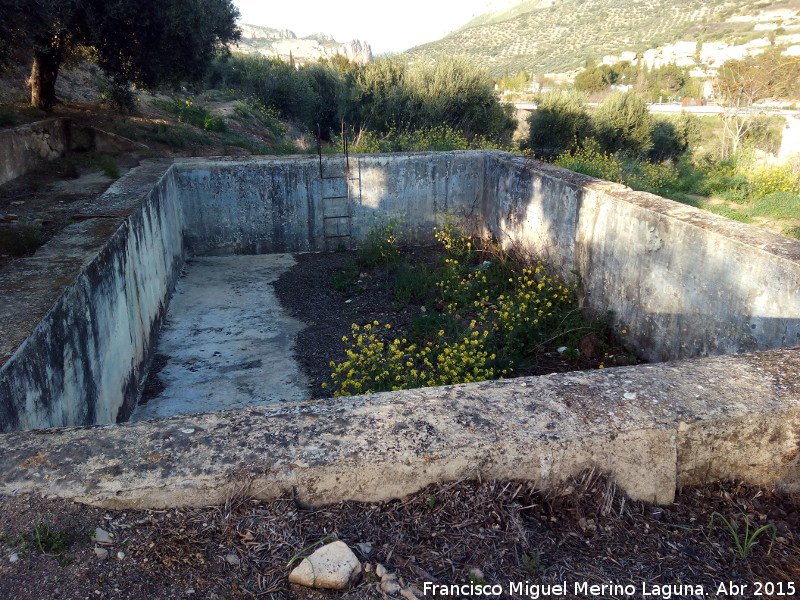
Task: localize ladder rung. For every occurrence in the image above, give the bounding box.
[324,215,350,219]
[321,175,348,180]
[324,234,352,239]
[322,195,349,200]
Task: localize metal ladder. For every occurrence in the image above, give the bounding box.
[316,123,361,251]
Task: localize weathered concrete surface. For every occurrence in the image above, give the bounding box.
[0,161,180,431]
[0,348,798,508]
[131,254,309,421]
[0,119,70,185]
[173,152,484,256]
[484,152,800,362]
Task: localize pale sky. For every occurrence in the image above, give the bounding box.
[233,1,504,54]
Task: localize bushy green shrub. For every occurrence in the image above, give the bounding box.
[528,90,592,157]
[153,98,226,131]
[648,113,701,162]
[593,91,654,156]
[552,142,624,183]
[208,53,515,144]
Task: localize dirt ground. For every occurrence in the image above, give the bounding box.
[1,473,798,600]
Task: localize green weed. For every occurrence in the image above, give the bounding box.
[781,225,800,240]
[359,219,402,268]
[2,522,89,566]
[332,258,361,294]
[708,512,776,560]
[89,152,120,179]
[521,551,544,574]
[286,535,337,568]
[393,263,435,305]
[746,192,800,220]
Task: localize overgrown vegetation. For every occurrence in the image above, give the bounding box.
[0,0,240,110]
[0,222,43,257]
[528,88,800,237]
[207,53,516,145]
[152,99,226,132]
[325,219,633,397]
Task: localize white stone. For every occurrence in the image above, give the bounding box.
[355,542,373,557]
[375,563,388,578]
[94,547,109,561]
[288,541,361,590]
[8,553,19,563]
[381,579,401,595]
[116,551,126,560]
[92,528,113,545]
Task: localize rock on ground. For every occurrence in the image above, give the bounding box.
[288,540,361,590]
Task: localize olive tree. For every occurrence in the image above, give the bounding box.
[1,0,240,110]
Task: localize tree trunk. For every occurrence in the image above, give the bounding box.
[29,47,62,111]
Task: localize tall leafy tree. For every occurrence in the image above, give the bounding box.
[714,50,800,156]
[1,0,240,110]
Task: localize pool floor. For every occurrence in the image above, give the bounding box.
[130,254,310,421]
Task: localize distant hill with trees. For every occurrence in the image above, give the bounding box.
[402,0,792,76]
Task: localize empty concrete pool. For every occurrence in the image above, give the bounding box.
[1,150,799,508]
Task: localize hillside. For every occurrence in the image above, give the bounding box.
[234,23,373,65]
[403,0,798,76]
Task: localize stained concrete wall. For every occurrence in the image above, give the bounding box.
[0,162,182,431]
[483,152,800,362]
[1,150,799,507]
[173,152,484,255]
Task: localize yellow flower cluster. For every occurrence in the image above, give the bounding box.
[748,165,800,197]
[327,322,500,397]
[626,161,679,196]
[326,223,596,397]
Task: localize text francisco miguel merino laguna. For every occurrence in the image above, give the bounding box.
[421,579,787,598]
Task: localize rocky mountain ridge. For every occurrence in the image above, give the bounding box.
[234,23,373,65]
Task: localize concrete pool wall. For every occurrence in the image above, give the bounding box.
[1,150,799,506]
